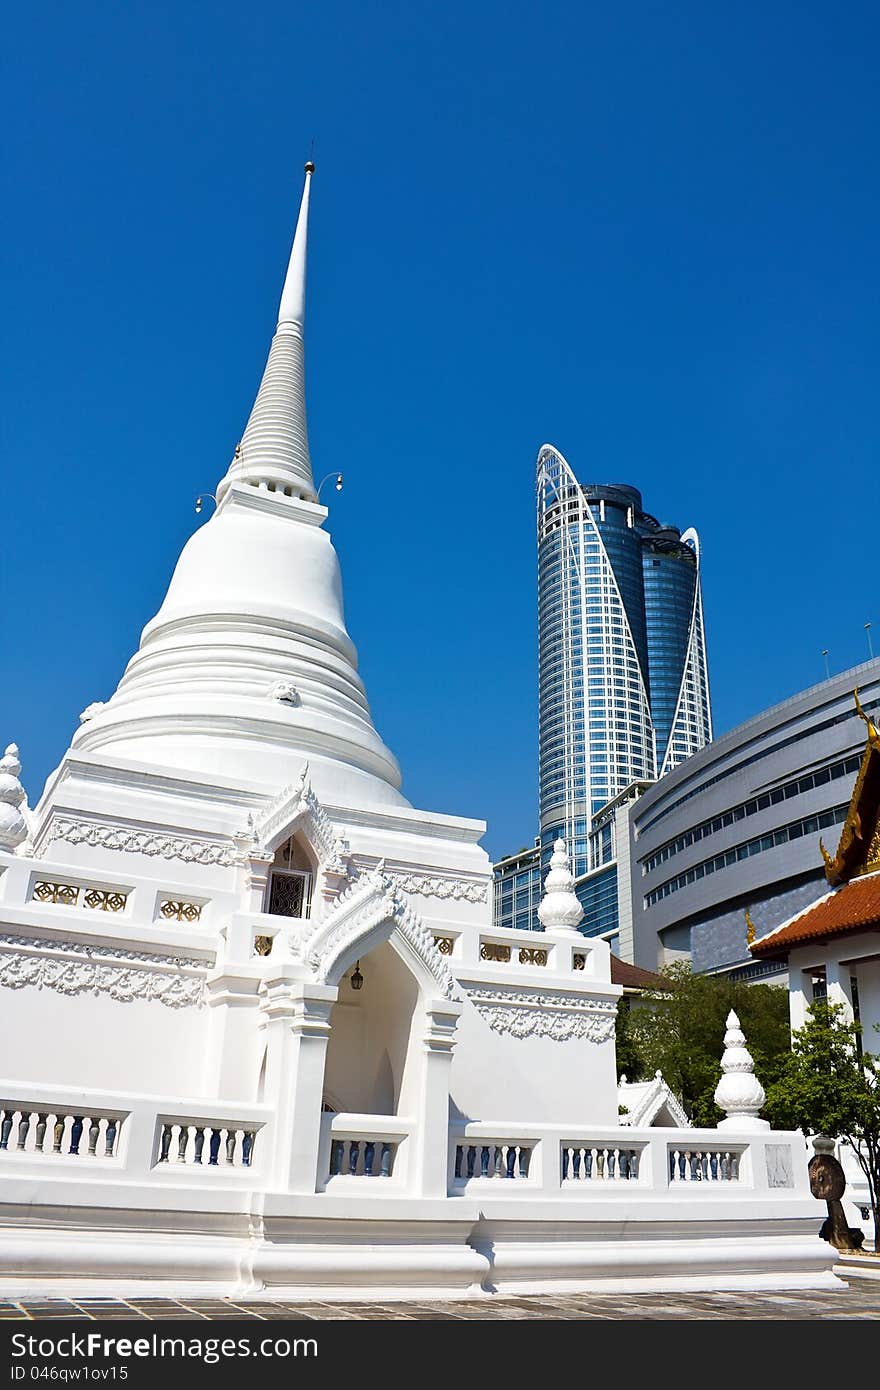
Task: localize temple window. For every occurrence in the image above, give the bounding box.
[267,834,314,918]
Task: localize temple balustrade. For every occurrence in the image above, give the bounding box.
[318,1113,411,1189]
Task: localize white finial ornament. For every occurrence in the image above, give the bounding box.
[0,744,29,853]
[714,1010,769,1131]
[537,838,584,931]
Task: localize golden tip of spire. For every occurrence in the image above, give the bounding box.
[304,161,315,174]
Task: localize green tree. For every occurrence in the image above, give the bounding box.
[618,961,791,1127]
[764,1001,880,1243]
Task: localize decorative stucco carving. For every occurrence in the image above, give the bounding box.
[78,701,106,723]
[0,934,207,1008]
[301,867,457,999]
[252,764,336,865]
[463,986,618,1043]
[380,869,489,905]
[269,681,300,706]
[43,817,236,867]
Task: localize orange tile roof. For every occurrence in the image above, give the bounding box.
[750,871,880,958]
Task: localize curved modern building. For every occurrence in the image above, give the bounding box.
[536,446,712,879]
[630,658,880,979]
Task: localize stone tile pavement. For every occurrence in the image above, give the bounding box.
[1,1284,879,1320]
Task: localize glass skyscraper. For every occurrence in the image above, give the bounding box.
[536,445,712,880]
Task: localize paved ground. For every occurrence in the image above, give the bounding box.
[1,1283,879,1319]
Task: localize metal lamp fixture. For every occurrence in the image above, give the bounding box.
[350,961,364,991]
[317,473,344,498]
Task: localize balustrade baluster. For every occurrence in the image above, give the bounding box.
[17,1112,31,1151]
[53,1117,65,1153]
[597,1150,605,1179]
[177,1126,190,1163]
[505,1145,517,1179]
[89,1118,101,1157]
[242,1131,255,1168]
[480,1145,490,1178]
[105,1118,118,1157]
[607,1149,616,1179]
[466,1145,476,1179]
[208,1129,221,1166]
[330,1140,345,1177]
[35,1114,48,1154]
[572,1147,581,1179]
[584,1148,593,1180]
[0,1111,13,1151]
[730,1152,740,1181]
[630,1150,640,1180]
[720,1151,729,1181]
[380,1142,392,1177]
[699,1152,709,1181]
[678,1150,687,1181]
[193,1128,205,1164]
[159,1125,173,1163]
[518,1146,529,1179]
[562,1146,570,1181]
[493,1145,503,1178]
[225,1130,237,1165]
[364,1141,375,1177]
[348,1140,360,1176]
[454,1145,463,1179]
[709,1152,718,1181]
[69,1116,84,1156]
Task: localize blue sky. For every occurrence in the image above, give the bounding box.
[2,2,878,860]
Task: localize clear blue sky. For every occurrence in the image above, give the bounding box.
[2,2,878,860]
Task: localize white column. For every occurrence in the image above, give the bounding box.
[825,958,854,1022]
[411,998,462,1197]
[789,965,811,1033]
[257,968,337,1193]
[204,968,263,1097]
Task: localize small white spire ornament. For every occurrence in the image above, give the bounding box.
[537,838,584,931]
[714,1010,770,1131]
[0,744,29,854]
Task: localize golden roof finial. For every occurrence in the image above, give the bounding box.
[853,687,879,739]
[745,908,756,946]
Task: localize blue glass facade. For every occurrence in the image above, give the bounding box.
[536,449,712,860]
[642,538,698,768]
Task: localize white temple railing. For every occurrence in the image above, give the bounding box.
[0,1095,125,1162]
[448,1124,795,1197]
[319,1113,411,1188]
[561,1140,646,1183]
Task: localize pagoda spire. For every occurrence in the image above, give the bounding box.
[276,160,313,333]
[216,162,318,506]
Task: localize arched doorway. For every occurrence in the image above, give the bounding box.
[322,939,422,1115]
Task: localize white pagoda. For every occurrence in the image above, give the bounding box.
[0,165,835,1298]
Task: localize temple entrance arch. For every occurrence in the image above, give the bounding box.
[323,939,422,1115]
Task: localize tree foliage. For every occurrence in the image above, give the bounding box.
[764,1001,880,1240]
[617,961,791,1127]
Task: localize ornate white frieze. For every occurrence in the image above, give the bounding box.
[42,817,236,867]
[462,985,618,1043]
[0,934,208,1008]
[352,860,489,905]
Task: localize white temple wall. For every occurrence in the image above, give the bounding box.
[448,1003,618,1126]
[0,987,208,1096]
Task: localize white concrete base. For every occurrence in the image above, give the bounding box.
[0,1209,839,1301]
